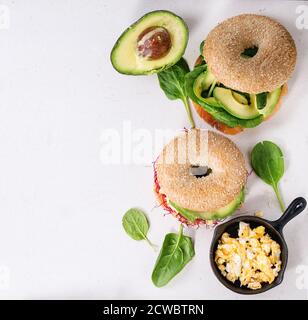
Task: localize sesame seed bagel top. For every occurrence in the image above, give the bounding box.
[156,129,247,212]
[204,14,297,94]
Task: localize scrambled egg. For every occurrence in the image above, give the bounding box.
[215,222,281,290]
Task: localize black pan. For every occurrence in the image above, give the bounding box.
[209,197,307,294]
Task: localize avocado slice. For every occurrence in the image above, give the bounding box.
[232,92,249,105]
[110,10,188,75]
[193,69,221,107]
[168,190,245,222]
[213,87,260,120]
[250,87,282,118]
[193,69,216,94]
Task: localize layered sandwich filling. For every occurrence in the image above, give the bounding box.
[153,161,245,226]
[185,48,284,129]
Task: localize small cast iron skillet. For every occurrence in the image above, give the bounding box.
[209,197,307,295]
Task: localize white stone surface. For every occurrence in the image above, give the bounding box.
[0,0,307,299]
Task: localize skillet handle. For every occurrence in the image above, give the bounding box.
[272,197,307,232]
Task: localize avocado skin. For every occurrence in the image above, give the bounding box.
[169,190,245,222]
[110,10,189,75]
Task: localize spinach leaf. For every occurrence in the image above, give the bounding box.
[152,225,195,287]
[122,208,153,246]
[158,58,195,128]
[251,141,285,212]
[185,66,263,128]
[256,93,267,110]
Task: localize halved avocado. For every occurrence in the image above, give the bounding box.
[110,10,188,75]
[213,87,260,120]
[168,190,245,222]
[250,87,282,118]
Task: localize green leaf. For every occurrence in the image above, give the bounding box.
[122,208,152,245]
[152,225,195,287]
[251,141,285,211]
[185,66,263,128]
[256,93,267,110]
[158,58,189,100]
[157,58,195,128]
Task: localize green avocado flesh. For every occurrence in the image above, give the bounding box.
[213,87,260,120]
[232,92,249,105]
[251,87,282,118]
[110,10,189,75]
[168,190,245,222]
[193,69,216,96]
[193,70,221,107]
[188,64,282,126]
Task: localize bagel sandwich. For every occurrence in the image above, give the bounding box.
[186,14,296,135]
[154,129,247,226]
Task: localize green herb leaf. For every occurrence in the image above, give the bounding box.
[251,141,285,212]
[185,65,263,128]
[152,225,195,287]
[158,58,195,128]
[157,58,189,100]
[122,208,153,246]
[256,93,267,110]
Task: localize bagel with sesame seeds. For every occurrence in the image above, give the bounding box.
[153,129,247,226]
[186,14,296,135]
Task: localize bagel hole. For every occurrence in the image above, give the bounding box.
[190,165,212,178]
[241,46,258,58]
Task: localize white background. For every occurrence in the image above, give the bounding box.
[0,0,307,299]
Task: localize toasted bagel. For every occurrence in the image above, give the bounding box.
[204,14,296,93]
[156,129,247,212]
